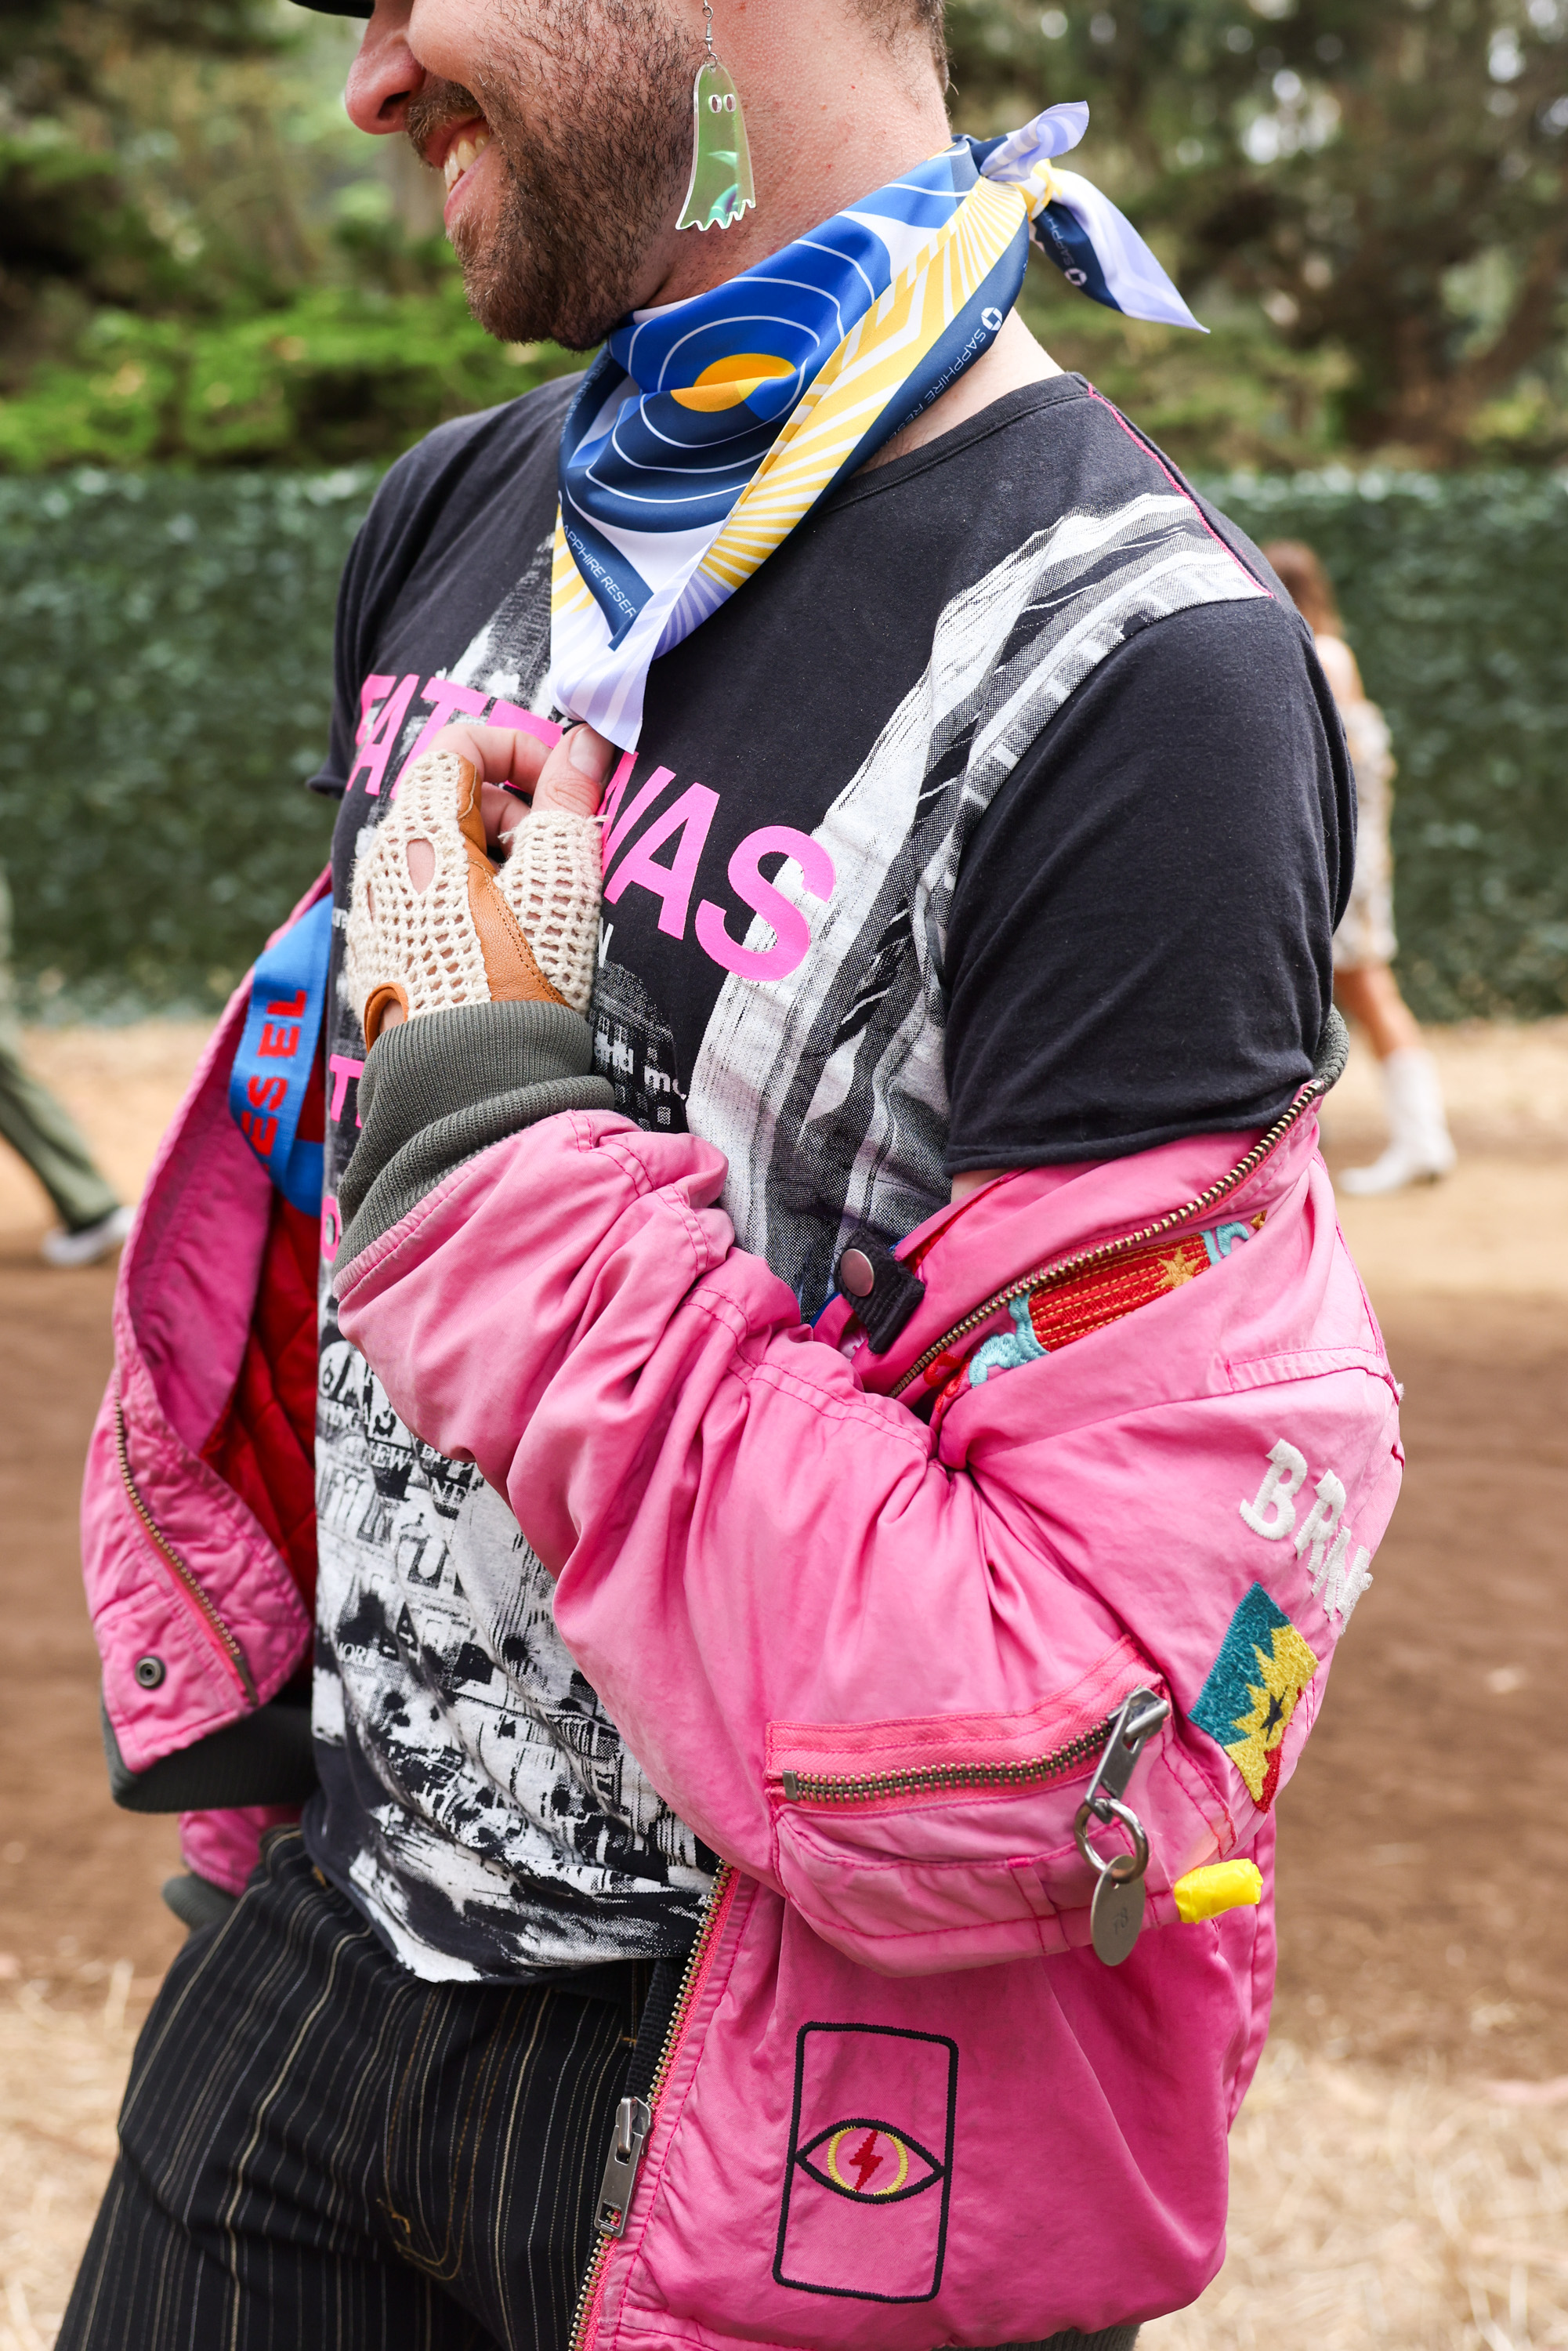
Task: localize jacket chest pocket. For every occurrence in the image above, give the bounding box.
[765,1638,1229,1974]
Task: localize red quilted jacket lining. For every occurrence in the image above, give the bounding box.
[199,1049,323,1612]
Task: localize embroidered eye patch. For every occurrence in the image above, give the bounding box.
[774,2023,957,2304]
[794,2120,944,2205]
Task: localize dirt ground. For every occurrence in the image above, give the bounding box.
[1,1017,1566,2348]
[0,1026,213,2012]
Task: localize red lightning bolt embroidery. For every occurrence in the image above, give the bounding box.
[846,2130,885,2194]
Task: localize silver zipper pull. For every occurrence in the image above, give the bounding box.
[596,2096,652,2237]
[1074,1686,1171,1968]
[1086,1686,1171,1809]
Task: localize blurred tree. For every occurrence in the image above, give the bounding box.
[947,0,1568,463]
[0,0,302,365]
[0,0,579,463]
[2,0,1565,468]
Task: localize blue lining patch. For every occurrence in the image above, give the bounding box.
[967,1296,1048,1387]
[228,895,331,1215]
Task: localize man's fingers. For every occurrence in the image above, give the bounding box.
[426,717,617,812]
[531,723,617,818]
[426,719,617,849]
[428,720,552,793]
[480,784,527,851]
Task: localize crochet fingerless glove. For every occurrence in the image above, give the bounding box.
[334,748,614,1273]
[344,748,602,1043]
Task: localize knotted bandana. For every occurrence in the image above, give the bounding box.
[550,103,1200,749]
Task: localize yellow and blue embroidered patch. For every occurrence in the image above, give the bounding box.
[1190,1584,1319,1811]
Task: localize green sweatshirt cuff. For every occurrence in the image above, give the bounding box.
[335,1000,614,1269]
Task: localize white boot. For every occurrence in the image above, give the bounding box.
[1338,1047,1457,1195]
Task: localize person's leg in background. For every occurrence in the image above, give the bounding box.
[1333,961,1457,1195]
[56,1830,640,2351]
[1328,736,1455,1197]
[0,863,130,1264]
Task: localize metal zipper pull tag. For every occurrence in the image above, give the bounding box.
[1074,1686,1171,1968]
[596,2097,651,2238]
[1090,1853,1146,1966]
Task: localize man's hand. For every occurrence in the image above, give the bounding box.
[425,717,617,854]
[343,719,617,1046]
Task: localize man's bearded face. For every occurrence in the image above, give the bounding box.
[406,2,694,350]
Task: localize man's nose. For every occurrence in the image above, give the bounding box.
[345,0,425,135]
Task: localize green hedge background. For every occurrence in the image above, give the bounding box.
[1214,470,1568,1021]
[0,461,1564,1020]
[0,466,360,1012]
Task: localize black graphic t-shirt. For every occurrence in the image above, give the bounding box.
[304,371,1352,1982]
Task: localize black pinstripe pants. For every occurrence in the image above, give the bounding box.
[58,1828,641,2351]
[59,1828,1141,2351]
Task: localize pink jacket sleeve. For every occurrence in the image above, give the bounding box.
[335,1101,1400,1972]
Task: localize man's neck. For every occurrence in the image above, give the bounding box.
[858,312,1063,474]
[644,16,953,310]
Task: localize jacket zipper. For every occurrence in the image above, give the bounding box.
[891,1071,1330,1401]
[114,1388,259,1706]
[776,1715,1114,1807]
[567,1860,738,2351]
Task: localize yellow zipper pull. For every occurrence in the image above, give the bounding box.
[1172,1860,1263,1922]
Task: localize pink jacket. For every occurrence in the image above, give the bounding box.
[330,1071,1400,2344]
[80,884,326,1893]
[81,884,1401,2346]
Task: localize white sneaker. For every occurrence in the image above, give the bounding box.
[41,1203,135,1267]
[1338,1048,1457,1197]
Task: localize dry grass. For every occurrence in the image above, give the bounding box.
[1145,2040,1568,2351]
[0,1977,139,2351]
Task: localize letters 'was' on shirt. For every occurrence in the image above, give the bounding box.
[306,371,1353,1986]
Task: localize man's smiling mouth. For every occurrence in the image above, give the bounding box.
[441,125,491,194]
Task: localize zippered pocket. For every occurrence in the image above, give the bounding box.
[764,1640,1224,1972]
[774,1712,1113,1810]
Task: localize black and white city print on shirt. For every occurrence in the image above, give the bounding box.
[308,371,1352,1983]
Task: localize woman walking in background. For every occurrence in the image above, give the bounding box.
[1265,540,1457,1195]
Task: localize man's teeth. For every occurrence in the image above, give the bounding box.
[442,130,491,193]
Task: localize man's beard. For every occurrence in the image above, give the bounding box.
[407,4,694,351]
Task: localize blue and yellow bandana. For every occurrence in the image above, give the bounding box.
[549,103,1202,748]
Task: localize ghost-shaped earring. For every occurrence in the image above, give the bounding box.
[678,0,755,231]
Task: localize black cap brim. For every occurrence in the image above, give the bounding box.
[292,1,372,14]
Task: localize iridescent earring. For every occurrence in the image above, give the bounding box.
[677,0,755,231]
